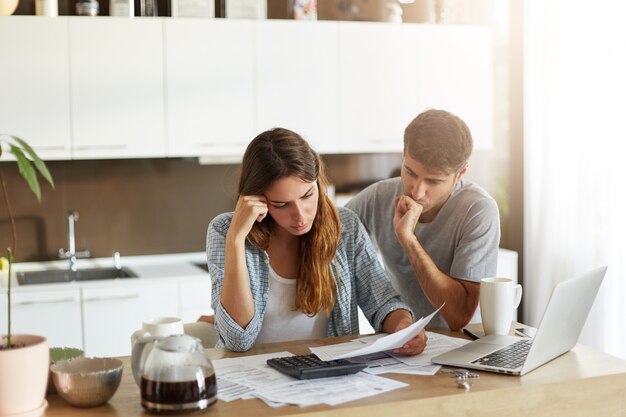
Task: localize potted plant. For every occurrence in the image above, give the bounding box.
[0,134,55,416]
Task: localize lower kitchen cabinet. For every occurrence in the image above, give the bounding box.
[1,278,187,357]
[82,285,143,357]
[141,281,180,322]
[82,280,179,357]
[179,276,213,323]
[0,288,82,349]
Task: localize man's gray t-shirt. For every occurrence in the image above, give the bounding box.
[346,177,500,328]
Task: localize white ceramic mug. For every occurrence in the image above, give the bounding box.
[131,317,184,347]
[130,317,184,385]
[480,278,522,336]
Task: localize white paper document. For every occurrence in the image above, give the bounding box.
[213,351,295,402]
[213,350,409,407]
[331,305,442,360]
[254,372,408,407]
[388,331,470,366]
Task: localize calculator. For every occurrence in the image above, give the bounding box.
[267,354,367,380]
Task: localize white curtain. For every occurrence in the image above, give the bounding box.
[524,0,626,358]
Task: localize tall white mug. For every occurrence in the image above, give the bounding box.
[480,278,522,336]
[130,316,184,348]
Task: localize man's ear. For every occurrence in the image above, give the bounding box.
[456,163,469,180]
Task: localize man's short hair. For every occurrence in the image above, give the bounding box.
[403,109,473,173]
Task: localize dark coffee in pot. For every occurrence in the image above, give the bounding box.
[141,373,217,413]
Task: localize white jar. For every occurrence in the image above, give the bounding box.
[76,0,99,15]
[35,0,58,16]
[110,0,134,17]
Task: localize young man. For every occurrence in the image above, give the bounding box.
[346,109,500,330]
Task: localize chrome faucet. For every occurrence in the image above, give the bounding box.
[112,251,122,270]
[58,211,91,271]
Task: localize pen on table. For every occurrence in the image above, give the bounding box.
[462,328,480,340]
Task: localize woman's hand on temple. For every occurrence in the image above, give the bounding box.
[228,195,269,242]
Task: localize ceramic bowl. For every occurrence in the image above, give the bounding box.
[50,357,123,407]
[47,347,85,395]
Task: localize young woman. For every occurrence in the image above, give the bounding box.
[207,128,427,354]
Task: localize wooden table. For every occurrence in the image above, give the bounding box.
[42,326,626,417]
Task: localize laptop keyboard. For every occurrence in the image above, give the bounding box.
[471,339,532,369]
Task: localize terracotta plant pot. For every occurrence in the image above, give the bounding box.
[0,335,49,416]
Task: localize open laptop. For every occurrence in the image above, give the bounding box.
[432,265,607,376]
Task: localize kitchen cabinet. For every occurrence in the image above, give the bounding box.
[178,275,212,323]
[0,17,72,160]
[416,25,493,149]
[69,18,166,159]
[0,288,82,348]
[82,284,143,357]
[82,280,178,357]
[255,20,340,154]
[1,17,493,161]
[2,254,211,357]
[165,19,255,160]
[338,22,420,153]
[1,274,203,357]
[140,280,179,321]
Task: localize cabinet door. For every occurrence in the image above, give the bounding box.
[179,276,212,323]
[69,18,166,159]
[82,285,142,357]
[165,19,255,160]
[0,289,82,349]
[0,17,72,160]
[256,21,339,154]
[416,25,493,150]
[338,22,419,153]
[139,280,179,320]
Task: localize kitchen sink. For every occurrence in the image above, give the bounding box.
[16,267,138,285]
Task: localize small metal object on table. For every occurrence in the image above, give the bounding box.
[442,368,480,390]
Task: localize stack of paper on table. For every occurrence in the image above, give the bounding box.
[213,351,408,407]
[212,305,470,407]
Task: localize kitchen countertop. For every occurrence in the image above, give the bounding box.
[1,252,209,293]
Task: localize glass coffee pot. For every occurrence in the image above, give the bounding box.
[133,334,217,413]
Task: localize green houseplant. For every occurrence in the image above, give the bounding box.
[0,134,54,415]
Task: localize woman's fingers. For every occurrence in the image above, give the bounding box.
[392,330,428,356]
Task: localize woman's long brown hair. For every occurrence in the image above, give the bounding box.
[238,128,340,315]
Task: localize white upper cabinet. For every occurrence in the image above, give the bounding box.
[165,19,255,160]
[1,18,492,160]
[69,18,166,159]
[416,25,493,150]
[338,22,420,153]
[255,20,339,154]
[0,17,72,160]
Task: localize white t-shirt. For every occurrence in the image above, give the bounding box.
[254,267,329,345]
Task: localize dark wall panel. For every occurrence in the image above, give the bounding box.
[1,153,401,262]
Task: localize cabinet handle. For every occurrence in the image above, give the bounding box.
[16,297,77,306]
[34,145,69,151]
[74,145,128,150]
[197,142,247,147]
[84,294,140,302]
